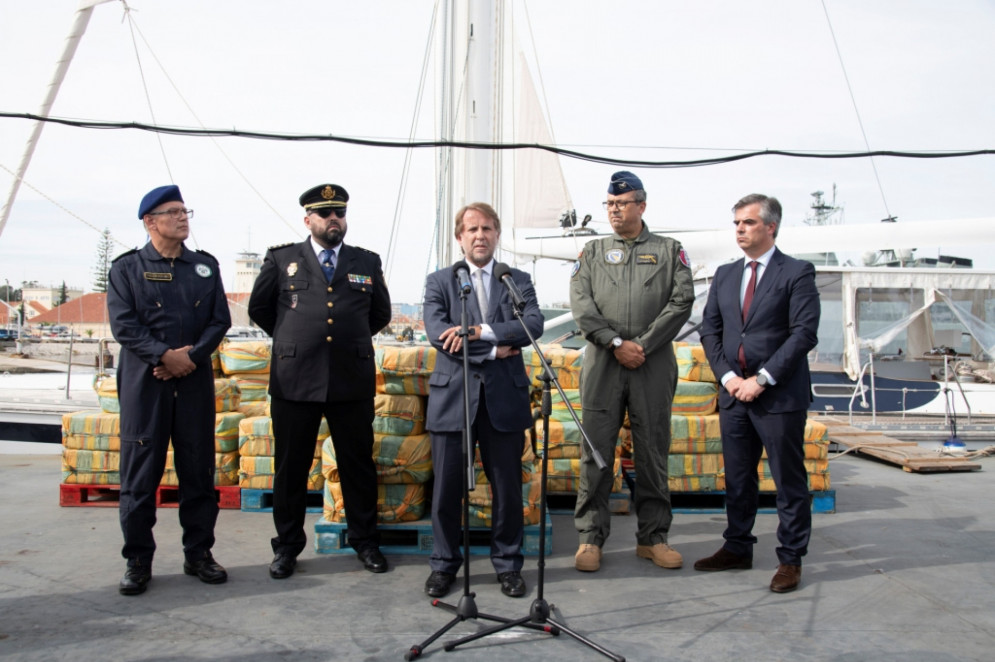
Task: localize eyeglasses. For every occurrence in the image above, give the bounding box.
[148,208,194,219]
[602,200,640,210]
[312,207,347,219]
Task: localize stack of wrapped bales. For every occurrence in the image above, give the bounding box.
[218,340,271,417]
[238,415,325,491]
[523,346,625,500]
[61,374,245,488]
[320,346,435,523]
[467,435,543,527]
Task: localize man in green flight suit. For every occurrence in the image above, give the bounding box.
[569,171,695,572]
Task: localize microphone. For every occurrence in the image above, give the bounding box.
[452,260,472,294]
[493,262,526,311]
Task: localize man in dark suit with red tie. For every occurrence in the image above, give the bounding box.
[421,202,544,599]
[248,183,392,580]
[696,193,820,593]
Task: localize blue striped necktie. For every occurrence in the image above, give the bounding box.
[319,249,335,283]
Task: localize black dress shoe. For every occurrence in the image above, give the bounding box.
[693,547,753,572]
[119,564,151,596]
[269,553,297,579]
[424,570,455,598]
[497,571,526,598]
[183,551,228,584]
[357,547,388,573]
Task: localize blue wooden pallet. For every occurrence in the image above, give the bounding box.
[240,488,323,513]
[669,490,836,514]
[314,513,553,556]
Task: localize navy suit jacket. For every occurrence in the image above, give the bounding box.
[423,264,544,433]
[700,247,820,413]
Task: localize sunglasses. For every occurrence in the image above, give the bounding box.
[312,207,346,219]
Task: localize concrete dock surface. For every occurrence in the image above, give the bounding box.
[1,450,994,662]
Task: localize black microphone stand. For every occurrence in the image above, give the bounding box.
[438,287,624,661]
[406,275,550,661]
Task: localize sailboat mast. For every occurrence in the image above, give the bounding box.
[0,0,115,240]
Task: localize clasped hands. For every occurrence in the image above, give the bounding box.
[439,325,518,359]
[153,345,196,380]
[724,375,766,402]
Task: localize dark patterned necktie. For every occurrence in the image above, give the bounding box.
[319,249,335,283]
[738,261,758,372]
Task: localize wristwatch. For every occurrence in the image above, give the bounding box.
[756,372,769,387]
[610,336,623,349]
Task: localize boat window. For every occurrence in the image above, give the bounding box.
[931,289,994,361]
[855,287,921,362]
[813,273,844,365]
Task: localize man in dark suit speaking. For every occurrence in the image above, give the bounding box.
[249,183,392,580]
[696,193,820,593]
[421,202,544,599]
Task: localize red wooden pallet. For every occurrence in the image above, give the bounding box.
[59,483,241,509]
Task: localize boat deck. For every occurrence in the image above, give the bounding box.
[2,449,994,661]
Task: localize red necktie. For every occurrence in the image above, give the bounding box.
[738,261,758,372]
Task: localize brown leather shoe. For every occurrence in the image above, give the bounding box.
[693,547,753,572]
[770,564,802,593]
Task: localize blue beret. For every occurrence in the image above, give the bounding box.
[138,185,183,219]
[299,183,349,210]
[608,171,643,195]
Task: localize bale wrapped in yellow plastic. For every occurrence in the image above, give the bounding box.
[323,481,426,523]
[672,380,719,415]
[238,416,326,457]
[674,343,716,383]
[321,434,432,485]
[521,345,584,390]
[669,453,724,476]
[219,339,271,375]
[61,448,120,484]
[237,401,271,417]
[373,393,427,436]
[214,411,245,453]
[374,345,436,396]
[233,374,269,402]
[94,376,119,413]
[214,378,241,412]
[669,475,724,492]
[546,457,623,493]
[239,455,323,490]
[62,411,121,451]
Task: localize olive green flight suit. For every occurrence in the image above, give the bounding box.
[569,222,694,547]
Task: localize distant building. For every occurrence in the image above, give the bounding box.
[232,250,263,294]
[21,284,84,311]
[29,292,109,338]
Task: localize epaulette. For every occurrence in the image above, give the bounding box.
[195,248,219,261]
[356,245,379,256]
[111,248,139,263]
[269,242,296,251]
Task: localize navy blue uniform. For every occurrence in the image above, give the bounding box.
[248,240,391,556]
[107,242,231,567]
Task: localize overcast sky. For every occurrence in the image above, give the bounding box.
[1,0,993,306]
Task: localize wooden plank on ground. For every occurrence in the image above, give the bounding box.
[828,430,981,473]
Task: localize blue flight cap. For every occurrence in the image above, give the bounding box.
[138,185,183,219]
[608,171,643,195]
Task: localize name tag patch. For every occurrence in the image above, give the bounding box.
[636,253,658,265]
[144,272,172,281]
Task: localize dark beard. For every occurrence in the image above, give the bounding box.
[319,226,345,248]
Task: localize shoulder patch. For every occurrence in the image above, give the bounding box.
[195,248,219,262]
[111,248,139,263]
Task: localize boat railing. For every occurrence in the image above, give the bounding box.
[847,351,973,425]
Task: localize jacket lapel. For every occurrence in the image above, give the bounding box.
[744,248,782,325]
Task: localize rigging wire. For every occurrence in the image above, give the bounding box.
[0,162,131,250]
[821,0,893,220]
[2,112,990,168]
[123,12,300,240]
[383,0,440,285]
[121,2,173,186]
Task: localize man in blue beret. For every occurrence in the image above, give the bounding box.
[107,184,232,595]
[249,183,392,579]
[569,171,695,573]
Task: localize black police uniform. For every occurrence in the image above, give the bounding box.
[248,239,391,557]
[107,242,231,569]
